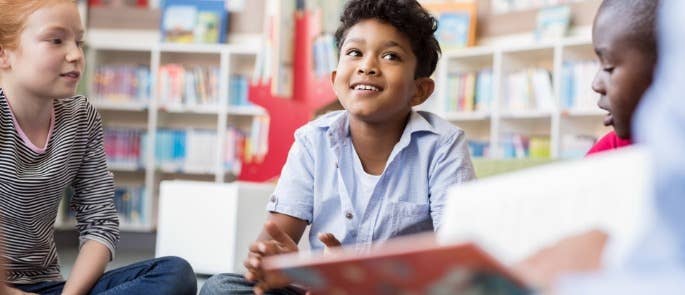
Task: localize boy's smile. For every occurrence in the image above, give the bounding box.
[331,19,433,125]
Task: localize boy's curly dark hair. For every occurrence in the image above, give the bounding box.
[334,0,441,78]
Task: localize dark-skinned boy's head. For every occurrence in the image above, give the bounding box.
[592,0,659,139]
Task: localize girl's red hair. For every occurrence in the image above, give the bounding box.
[0,0,76,50]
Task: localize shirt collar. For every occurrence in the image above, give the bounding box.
[316,110,437,146]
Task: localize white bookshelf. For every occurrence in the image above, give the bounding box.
[54,35,264,232]
[431,35,611,159]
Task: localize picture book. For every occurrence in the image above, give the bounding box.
[422,2,477,49]
[437,12,471,49]
[439,147,652,269]
[161,5,197,43]
[535,5,571,41]
[195,11,221,43]
[161,0,229,44]
[263,234,529,295]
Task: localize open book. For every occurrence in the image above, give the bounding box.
[264,233,527,294]
[263,147,652,294]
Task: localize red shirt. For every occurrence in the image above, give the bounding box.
[586,131,633,156]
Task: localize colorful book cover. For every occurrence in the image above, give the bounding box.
[161,5,197,43]
[263,234,528,295]
[194,11,221,43]
[422,2,477,48]
[437,12,471,49]
[162,0,228,44]
[535,5,571,41]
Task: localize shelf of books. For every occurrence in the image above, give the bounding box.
[433,36,610,160]
[52,35,265,232]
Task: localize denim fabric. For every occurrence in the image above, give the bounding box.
[13,256,196,295]
[199,273,305,295]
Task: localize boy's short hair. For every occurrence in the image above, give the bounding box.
[599,0,659,59]
[334,0,441,78]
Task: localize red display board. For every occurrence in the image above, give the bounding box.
[239,11,337,182]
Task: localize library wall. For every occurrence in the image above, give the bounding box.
[475,0,600,39]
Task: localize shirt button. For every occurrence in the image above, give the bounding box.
[345,211,353,219]
[270,195,277,203]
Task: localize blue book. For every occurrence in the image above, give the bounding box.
[162,0,229,44]
[436,12,470,49]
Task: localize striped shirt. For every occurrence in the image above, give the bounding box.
[0,89,119,284]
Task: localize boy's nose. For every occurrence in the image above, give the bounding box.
[357,66,377,76]
[591,71,606,95]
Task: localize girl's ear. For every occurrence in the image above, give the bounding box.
[0,46,11,70]
[410,77,435,106]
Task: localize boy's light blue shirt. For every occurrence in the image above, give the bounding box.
[266,110,475,251]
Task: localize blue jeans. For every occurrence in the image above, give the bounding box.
[200,273,304,295]
[13,256,196,295]
[200,272,530,295]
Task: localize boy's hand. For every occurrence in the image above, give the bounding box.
[512,229,608,290]
[317,232,341,255]
[244,221,299,293]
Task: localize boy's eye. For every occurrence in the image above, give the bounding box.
[51,38,63,45]
[345,49,361,57]
[603,67,614,74]
[382,53,400,61]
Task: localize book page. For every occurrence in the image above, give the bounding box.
[438,147,654,269]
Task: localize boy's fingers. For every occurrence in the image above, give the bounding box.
[244,256,265,282]
[264,221,298,251]
[257,241,286,256]
[317,232,341,248]
[244,270,258,282]
[249,242,262,254]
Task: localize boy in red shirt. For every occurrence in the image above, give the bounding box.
[586,0,658,155]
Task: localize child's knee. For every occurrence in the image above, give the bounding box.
[158,256,197,292]
[200,273,254,295]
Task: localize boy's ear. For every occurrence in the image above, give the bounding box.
[330,70,337,86]
[410,77,435,106]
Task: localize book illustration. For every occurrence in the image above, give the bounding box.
[161,0,228,44]
[437,12,471,49]
[422,2,477,48]
[162,5,197,43]
[535,5,571,41]
[194,11,221,43]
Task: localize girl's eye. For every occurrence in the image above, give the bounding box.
[51,39,63,45]
[346,49,361,57]
[76,40,85,47]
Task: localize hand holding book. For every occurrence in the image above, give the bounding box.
[245,221,298,294]
[245,221,343,294]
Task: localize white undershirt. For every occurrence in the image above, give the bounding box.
[351,145,381,216]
